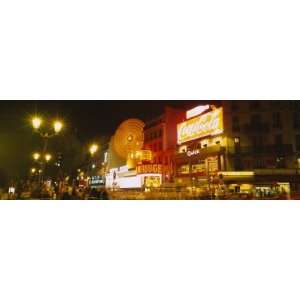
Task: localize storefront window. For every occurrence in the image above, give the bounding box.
[179,165,189,174]
[191,161,206,174]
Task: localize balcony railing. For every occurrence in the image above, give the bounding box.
[243,122,270,133]
[228,144,294,155]
[254,169,300,175]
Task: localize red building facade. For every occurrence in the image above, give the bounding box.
[143,106,185,184]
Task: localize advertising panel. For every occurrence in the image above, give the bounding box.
[137,164,162,174]
[177,107,223,144]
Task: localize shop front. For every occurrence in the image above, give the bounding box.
[106,163,162,190]
[175,105,225,191]
[175,146,225,188]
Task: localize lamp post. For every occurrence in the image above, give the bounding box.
[89,143,99,177]
[31,116,63,184]
[32,152,53,183]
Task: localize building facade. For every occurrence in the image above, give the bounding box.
[175,100,300,195]
[143,106,185,184]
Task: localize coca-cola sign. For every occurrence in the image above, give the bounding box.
[177,108,223,144]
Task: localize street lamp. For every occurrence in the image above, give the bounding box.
[33,152,40,161]
[32,152,53,162]
[89,143,99,156]
[53,120,63,133]
[45,153,52,162]
[31,116,64,137]
[31,115,64,185]
[32,116,42,130]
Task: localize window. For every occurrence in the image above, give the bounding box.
[294,113,300,129]
[234,137,240,152]
[254,159,264,169]
[296,135,300,151]
[250,101,261,111]
[231,101,239,111]
[234,137,240,144]
[234,158,243,170]
[158,129,162,137]
[179,165,189,174]
[252,136,263,149]
[234,186,240,193]
[273,112,282,129]
[276,157,285,168]
[191,161,206,174]
[158,142,162,151]
[232,116,240,132]
[164,157,168,165]
[251,114,262,125]
[275,134,283,145]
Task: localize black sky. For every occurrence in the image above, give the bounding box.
[0,100,207,140]
[0,100,211,182]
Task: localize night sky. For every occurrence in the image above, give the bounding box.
[0,100,211,183]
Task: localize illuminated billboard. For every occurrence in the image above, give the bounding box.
[177,107,223,144]
[137,164,162,174]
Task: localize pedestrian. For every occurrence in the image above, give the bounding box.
[101,188,109,200]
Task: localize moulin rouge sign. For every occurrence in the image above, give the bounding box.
[137,164,162,174]
[177,107,224,144]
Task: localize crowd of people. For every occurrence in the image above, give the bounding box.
[0,180,109,200]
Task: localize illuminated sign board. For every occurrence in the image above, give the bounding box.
[144,176,161,188]
[89,176,105,187]
[137,164,162,174]
[177,108,223,144]
[186,105,210,119]
[207,156,219,175]
[187,149,200,157]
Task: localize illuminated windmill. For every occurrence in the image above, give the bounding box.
[112,119,151,169]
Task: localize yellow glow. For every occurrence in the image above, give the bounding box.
[89,143,99,155]
[137,164,162,174]
[177,108,223,144]
[240,184,253,190]
[45,154,52,162]
[32,116,42,129]
[31,168,36,174]
[219,171,254,176]
[135,150,153,161]
[33,152,40,160]
[53,120,63,133]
